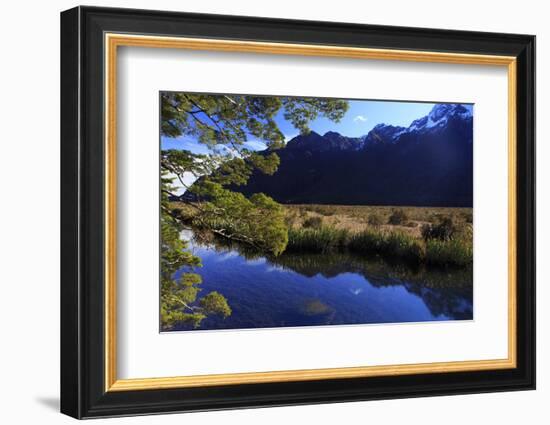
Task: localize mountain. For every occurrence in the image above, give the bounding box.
[233,103,473,207]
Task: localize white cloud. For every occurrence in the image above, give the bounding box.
[284,133,298,143]
[353,115,368,123]
[244,140,268,151]
[168,171,197,195]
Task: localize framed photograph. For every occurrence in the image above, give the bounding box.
[60,6,535,419]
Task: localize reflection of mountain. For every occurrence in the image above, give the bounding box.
[269,251,470,285]
[231,103,473,207]
[269,251,473,320]
[401,283,472,320]
[197,232,473,321]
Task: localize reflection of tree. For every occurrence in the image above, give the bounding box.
[200,236,472,321]
[270,251,472,286]
[160,93,349,330]
[160,198,231,330]
[269,251,473,320]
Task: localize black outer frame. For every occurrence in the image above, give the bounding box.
[60,5,536,419]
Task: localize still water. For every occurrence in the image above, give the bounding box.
[171,234,473,331]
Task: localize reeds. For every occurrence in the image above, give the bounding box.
[287,226,471,267]
[287,227,350,254]
[425,238,473,267]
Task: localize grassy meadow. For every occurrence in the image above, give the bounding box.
[284,204,473,267]
[172,202,473,268]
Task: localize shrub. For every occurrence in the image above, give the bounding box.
[422,215,458,241]
[368,213,383,227]
[302,216,323,229]
[388,209,409,225]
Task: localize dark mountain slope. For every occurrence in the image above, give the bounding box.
[233,103,473,207]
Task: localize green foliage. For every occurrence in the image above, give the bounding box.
[160,94,350,328]
[160,93,348,249]
[282,98,349,134]
[161,92,348,151]
[388,209,409,225]
[189,181,288,255]
[160,93,348,189]
[162,93,281,146]
[160,207,232,330]
[199,291,232,317]
[248,152,280,176]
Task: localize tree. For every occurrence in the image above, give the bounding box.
[160,92,349,329]
[161,93,348,248]
[160,180,231,330]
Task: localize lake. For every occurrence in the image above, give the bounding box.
[170,232,473,331]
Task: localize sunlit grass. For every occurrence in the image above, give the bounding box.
[288,226,471,267]
[173,201,473,268]
[287,227,350,254]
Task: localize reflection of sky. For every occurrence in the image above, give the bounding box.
[170,239,472,332]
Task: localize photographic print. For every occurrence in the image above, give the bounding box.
[160,93,474,332]
[61,9,535,416]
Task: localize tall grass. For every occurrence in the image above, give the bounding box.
[287,227,350,254]
[176,201,474,268]
[287,226,471,268]
[425,239,473,267]
[349,230,424,264]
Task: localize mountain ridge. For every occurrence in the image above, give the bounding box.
[284,103,472,151]
[228,103,473,207]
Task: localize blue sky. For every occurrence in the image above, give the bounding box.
[161,98,439,153]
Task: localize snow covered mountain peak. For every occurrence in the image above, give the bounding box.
[429,103,472,122]
[408,103,472,133]
[361,103,472,146]
[285,103,473,151]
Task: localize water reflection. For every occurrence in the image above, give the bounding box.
[171,232,473,331]
[269,251,473,320]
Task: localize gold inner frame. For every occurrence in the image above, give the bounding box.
[104,33,517,392]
